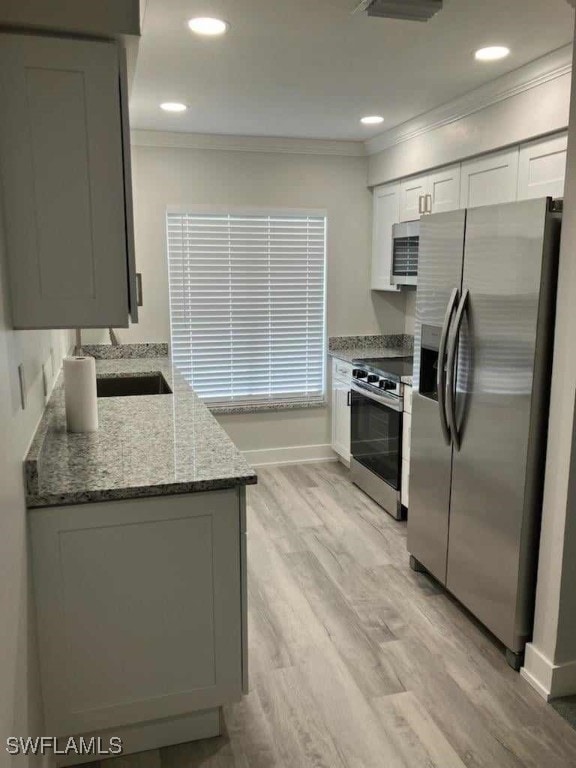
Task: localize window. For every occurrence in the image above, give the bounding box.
[167,209,327,409]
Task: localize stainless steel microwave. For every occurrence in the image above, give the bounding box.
[392,220,419,286]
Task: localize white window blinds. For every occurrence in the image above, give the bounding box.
[167,210,327,408]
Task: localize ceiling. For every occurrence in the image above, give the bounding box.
[130,0,574,142]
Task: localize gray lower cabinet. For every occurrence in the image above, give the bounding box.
[29,489,246,739]
[0,33,138,329]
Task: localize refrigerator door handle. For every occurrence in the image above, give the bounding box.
[437,287,460,446]
[446,288,469,452]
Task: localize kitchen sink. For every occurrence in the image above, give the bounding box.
[96,373,172,398]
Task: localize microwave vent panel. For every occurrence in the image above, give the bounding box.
[393,235,419,277]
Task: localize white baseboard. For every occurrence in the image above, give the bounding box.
[243,443,337,468]
[522,642,576,700]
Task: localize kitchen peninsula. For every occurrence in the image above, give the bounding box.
[24,349,255,764]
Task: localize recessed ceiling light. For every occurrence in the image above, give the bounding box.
[188,17,229,36]
[475,46,510,62]
[160,102,188,112]
[361,115,384,125]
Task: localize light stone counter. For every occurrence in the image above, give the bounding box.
[25,357,257,508]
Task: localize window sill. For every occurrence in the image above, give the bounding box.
[208,399,327,415]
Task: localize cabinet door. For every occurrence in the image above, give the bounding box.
[331,378,351,462]
[459,148,520,209]
[400,175,430,222]
[0,34,131,329]
[372,183,401,291]
[517,133,567,201]
[119,45,140,324]
[30,491,243,736]
[428,165,461,214]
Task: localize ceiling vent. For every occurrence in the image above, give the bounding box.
[353,0,443,21]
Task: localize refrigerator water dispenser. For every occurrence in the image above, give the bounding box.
[419,324,443,401]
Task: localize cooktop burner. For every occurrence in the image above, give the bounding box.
[351,356,414,381]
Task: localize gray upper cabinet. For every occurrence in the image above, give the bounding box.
[0,33,138,329]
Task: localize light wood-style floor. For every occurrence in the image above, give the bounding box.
[92,462,576,768]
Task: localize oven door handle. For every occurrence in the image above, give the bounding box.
[438,287,460,446]
[351,383,403,412]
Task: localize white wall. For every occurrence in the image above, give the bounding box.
[522,16,576,699]
[0,204,72,762]
[86,139,406,452]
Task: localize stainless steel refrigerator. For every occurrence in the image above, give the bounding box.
[408,197,562,670]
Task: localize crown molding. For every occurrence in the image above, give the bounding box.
[130,129,366,157]
[365,44,573,156]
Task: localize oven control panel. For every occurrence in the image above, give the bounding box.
[352,368,402,398]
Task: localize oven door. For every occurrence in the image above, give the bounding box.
[351,384,402,490]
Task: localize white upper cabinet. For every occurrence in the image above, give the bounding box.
[0,33,138,330]
[428,165,461,214]
[371,183,401,292]
[372,135,567,291]
[459,147,520,209]
[399,165,461,221]
[517,133,568,201]
[400,175,429,222]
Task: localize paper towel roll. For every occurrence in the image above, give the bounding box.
[64,356,99,433]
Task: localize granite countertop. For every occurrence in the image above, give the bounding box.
[25,357,257,509]
[328,335,414,386]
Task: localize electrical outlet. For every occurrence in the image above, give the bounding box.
[17,363,26,410]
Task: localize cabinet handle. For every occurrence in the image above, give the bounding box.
[347,390,352,407]
[426,193,433,214]
[136,273,143,307]
[418,195,425,215]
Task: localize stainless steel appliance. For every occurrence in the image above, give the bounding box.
[408,197,562,670]
[392,220,419,286]
[350,356,413,520]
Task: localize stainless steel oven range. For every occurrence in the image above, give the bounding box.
[349,356,413,521]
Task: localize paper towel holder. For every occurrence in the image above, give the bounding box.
[74,328,83,356]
